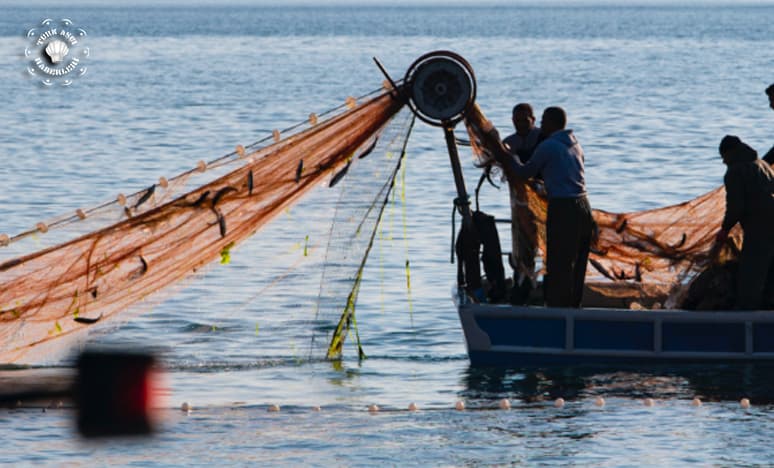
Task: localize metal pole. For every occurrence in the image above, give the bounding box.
[443,123,472,224]
[443,123,482,295]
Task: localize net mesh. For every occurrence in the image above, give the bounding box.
[0,88,406,364]
[313,109,415,359]
[0,81,750,364]
[463,104,742,309]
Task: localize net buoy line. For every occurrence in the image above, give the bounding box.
[176,396,756,413]
[3,397,758,412]
[0,82,401,247]
[2,396,759,439]
[0,352,756,435]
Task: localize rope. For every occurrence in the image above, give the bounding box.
[3,84,400,246]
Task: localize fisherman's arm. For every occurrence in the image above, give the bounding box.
[721,171,743,232]
[507,143,548,179]
[763,145,774,165]
[484,130,544,180]
[480,128,523,183]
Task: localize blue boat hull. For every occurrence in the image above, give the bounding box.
[456,289,774,367]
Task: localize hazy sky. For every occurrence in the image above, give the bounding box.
[13,0,774,5]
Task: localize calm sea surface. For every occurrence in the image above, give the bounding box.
[2,4,774,466]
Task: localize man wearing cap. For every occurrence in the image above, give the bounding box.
[715,135,774,309]
[763,84,774,165]
[486,106,593,308]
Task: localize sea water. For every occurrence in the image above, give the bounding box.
[1,3,774,466]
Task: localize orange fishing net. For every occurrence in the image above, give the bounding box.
[0,89,404,364]
[463,105,741,309]
[0,80,748,364]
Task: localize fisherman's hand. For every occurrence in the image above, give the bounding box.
[479,118,495,134]
[710,228,729,259]
[482,129,509,164]
[531,180,547,197]
[479,120,500,144]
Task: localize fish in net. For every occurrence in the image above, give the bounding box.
[0,85,413,364]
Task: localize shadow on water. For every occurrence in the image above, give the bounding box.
[461,364,774,403]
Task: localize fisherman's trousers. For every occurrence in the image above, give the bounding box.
[545,195,593,308]
[737,232,774,310]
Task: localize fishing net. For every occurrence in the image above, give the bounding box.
[1,69,749,365]
[313,109,415,359]
[0,86,410,364]
[463,104,742,309]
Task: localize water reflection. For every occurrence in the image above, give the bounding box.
[462,364,774,404]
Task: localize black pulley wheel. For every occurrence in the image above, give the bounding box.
[404,51,476,127]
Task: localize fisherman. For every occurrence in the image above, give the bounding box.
[764,84,774,165]
[502,103,542,303]
[503,103,542,163]
[485,106,593,308]
[715,135,774,310]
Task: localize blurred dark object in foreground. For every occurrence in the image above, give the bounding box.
[0,350,157,438]
[76,351,157,437]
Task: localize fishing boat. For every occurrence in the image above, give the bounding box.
[455,286,774,366]
[397,51,774,367]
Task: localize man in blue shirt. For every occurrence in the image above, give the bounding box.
[486,106,593,308]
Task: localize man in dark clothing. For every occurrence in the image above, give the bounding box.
[503,103,542,163]
[487,106,593,308]
[502,103,542,300]
[715,135,774,309]
[764,84,774,165]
